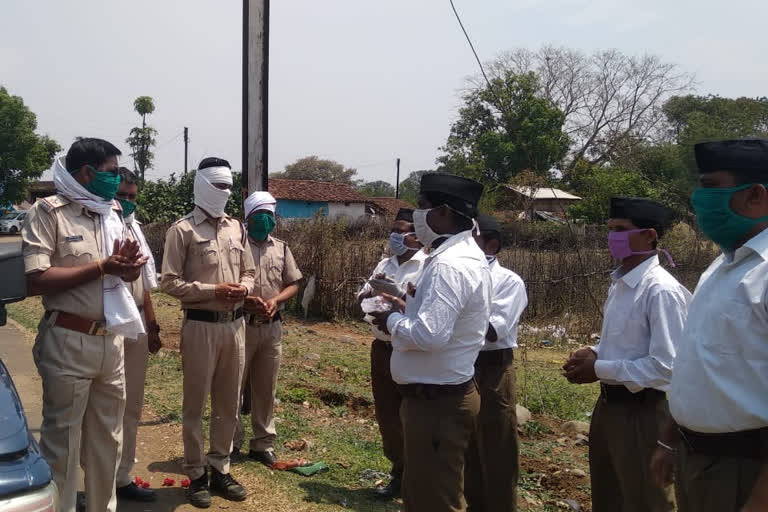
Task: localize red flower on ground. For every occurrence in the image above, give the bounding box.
[181,479,191,488]
[134,476,144,486]
[141,481,151,489]
[163,478,175,487]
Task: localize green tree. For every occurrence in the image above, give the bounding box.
[358,180,395,197]
[568,165,663,223]
[126,96,157,182]
[271,156,359,185]
[438,71,569,186]
[0,87,61,206]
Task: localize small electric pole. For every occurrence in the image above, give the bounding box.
[395,158,401,198]
[183,127,189,175]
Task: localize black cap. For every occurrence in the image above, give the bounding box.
[476,214,501,234]
[419,173,484,217]
[395,208,414,223]
[695,139,768,177]
[610,197,672,227]
[199,157,231,170]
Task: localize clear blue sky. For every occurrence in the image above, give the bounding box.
[1,0,766,185]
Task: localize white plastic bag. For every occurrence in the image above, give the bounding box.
[361,296,393,314]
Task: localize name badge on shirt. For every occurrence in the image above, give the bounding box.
[65,235,84,242]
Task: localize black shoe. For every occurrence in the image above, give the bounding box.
[374,476,401,500]
[187,472,212,509]
[117,482,157,502]
[76,492,86,512]
[210,468,247,502]
[248,449,277,467]
[230,446,245,465]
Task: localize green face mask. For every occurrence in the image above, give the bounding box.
[119,199,137,218]
[691,184,768,249]
[85,166,122,201]
[248,213,276,241]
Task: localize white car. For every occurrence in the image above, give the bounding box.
[0,211,28,235]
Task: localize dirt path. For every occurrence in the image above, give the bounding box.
[0,320,313,512]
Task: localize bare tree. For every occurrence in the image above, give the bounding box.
[487,46,694,169]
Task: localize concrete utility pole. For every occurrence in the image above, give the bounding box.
[183,127,189,175]
[242,0,270,195]
[395,158,401,198]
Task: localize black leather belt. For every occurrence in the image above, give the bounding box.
[679,426,768,460]
[600,383,665,403]
[247,311,282,326]
[398,379,475,400]
[476,348,514,366]
[186,308,244,323]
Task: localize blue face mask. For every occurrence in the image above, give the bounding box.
[389,232,415,256]
[691,184,768,249]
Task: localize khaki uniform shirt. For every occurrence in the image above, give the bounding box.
[125,222,146,308]
[22,194,121,322]
[248,236,302,310]
[160,207,256,311]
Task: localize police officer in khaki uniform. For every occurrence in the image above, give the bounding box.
[233,191,302,466]
[161,158,256,508]
[114,167,162,502]
[22,138,148,512]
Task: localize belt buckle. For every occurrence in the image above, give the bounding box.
[90,323,108,336]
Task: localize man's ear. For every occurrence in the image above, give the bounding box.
[647,228,658,246]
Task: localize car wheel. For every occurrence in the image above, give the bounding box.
[9,226,18,235]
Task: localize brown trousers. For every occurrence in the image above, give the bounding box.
[370,339,404,479]
[676,446,763,512]
[234,320,283,452]
[466,350,519,512]
[181,318,245,480]
[589,392,675,512]
[401,381,480,512]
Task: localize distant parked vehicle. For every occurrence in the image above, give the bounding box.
[0,211,28,235]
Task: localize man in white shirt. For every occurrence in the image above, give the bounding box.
[465,214,527,512]
[652,139,768,512]
[564,197,691,512]
[372,173,491,512]
[357,208,425,500]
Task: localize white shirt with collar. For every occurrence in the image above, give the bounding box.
[483,258,527,351]
[386,230,492,385]
[594,255,691,393]
[358,250,427,341]
[670,228,768,433]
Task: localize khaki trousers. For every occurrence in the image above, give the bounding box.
[234,320,282,452]
[117,328,149,487]
[370,339,404,479]
[676,446,763,512]
[589,393,675,512]
[466,352,519,512]
[181,318,245,480]
[33,319,125,512]
[400,382,480,512]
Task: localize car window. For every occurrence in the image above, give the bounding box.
[0,213,18,220]
[17,214,26,220]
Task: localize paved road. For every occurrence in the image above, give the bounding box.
[0,235,21,245]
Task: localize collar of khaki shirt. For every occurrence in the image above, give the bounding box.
[611,254,659,289]
[192,206,230,226]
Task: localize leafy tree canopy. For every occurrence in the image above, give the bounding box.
[0,86,61,206]
[271,156,359,186]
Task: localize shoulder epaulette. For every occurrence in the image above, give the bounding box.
[38,194,70,213]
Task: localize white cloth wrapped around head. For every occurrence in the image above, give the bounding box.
[244,191,276,217]
[194,158,233,218]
